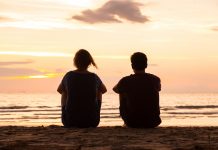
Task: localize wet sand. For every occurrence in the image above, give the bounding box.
[0,126,217,150]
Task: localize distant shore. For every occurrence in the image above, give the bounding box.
[0,126,217,150]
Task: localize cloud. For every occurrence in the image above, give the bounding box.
[0,67,64,79]
[73,0,149,24]
[0,60,33,66]
[0,16,14,22]
[0,60,40,77]
[0,67,41,77]
[0,51,71,57]
[0,60,64,79]
[211,26,218,31]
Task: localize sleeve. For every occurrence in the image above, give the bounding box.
[94,74,103,91]
[156,77,161,91]
[150,74,161,92]
[57,73,68,93]
[114,78,126,93]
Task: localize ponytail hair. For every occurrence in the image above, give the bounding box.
[74,49,97,70]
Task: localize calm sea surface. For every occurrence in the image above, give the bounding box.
[0,93,218,126]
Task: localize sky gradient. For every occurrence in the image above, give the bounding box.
[0,0,218,93]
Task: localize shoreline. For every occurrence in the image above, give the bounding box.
[1,125,217,150]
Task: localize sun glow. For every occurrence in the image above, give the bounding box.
[95,55,129,59]
[0,51,130,59]
[28,73,63,79]
[0,73,63,80]
[0,21,80,29]
[28,75,48,79]
[27,73,64,79]
[0,51,72,57]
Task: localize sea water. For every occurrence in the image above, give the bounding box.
[0,93,217,126]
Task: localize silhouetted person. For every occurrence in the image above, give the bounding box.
[57,49,107,128]
[113,52,161,128]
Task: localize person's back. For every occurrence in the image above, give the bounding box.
[63,71,100,127]
[57,49,107,128]
[113,52,161,128]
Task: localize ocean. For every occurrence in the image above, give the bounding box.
[0,93,218,126]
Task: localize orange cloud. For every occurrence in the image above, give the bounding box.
[0,60,33,66]
[0,60,64,80]
[0,73,63,80]
[73,0,149,24]
[0,16,14,22]
[0,67,41,77]
[211,26,218,31]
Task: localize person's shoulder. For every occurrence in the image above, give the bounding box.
[90,72,97,76]
[88,72,99,78]
[146,73,160,81]
[88,72,102,81]
[63,71,75,78]
[119,75,130,80]
[66,70,74,74]
[119,74,134,82]
[65,71,74,76]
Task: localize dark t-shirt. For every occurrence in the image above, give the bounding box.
[115,73,161,127]
[60,71,102,127]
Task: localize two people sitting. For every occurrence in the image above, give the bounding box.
[57,49,161,128]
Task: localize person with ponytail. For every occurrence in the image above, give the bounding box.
[57,49,107,128]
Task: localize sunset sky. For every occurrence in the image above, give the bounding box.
[0,0,218,93]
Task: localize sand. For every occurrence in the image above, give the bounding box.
[0,126,217,150]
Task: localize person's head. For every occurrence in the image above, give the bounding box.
[131,52,148,71]
[74,49,97,70]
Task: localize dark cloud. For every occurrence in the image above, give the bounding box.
[211,26,218,31]
[0,68,41,77]
[0,60,33,66]
[73,0,149,24]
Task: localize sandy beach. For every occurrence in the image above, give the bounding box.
[0,126,217,150]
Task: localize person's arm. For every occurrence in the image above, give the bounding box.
[95,74,107,108]
[100,82,107,94]
[95,74,107,94]
[97,91,102,110]
[113,78,125,94]
[157,77,161,91]
[57,83,63,94]
[113,84,119,93]
[57,80,67,106]
[97,82,107,107]
[61,92,67,106]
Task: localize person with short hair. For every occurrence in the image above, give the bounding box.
[113,52,161,128]
[58,49,107,128]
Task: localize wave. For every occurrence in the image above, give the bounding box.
[175,105,218,109]
[0,109,60,113]
[0,106,56,109]
[166,112,218,115]
[21,116,60,119]
[34,113,61,116]
[161,107,175,111]
[101,115,120,119]
[1,105,217,110]
[101,108,118,110]
[0,106,29,109]
[37,106,53,108]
